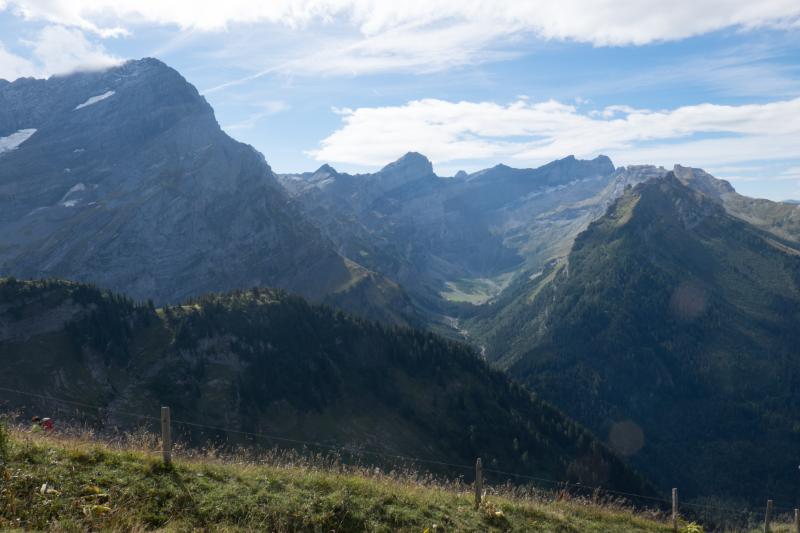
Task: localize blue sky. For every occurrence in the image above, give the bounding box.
[1,1,799,199]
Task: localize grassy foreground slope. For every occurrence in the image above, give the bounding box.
[0,428,671,532]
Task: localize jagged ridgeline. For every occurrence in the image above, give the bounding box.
[0,277,651,495]
[278,153,619,319]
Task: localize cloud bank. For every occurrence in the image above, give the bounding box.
[0,25,120,80]
[5,0,800,44]
[3,0,800,80]
[309,97,800,173]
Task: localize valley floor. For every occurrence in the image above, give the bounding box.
[0,426,676,532]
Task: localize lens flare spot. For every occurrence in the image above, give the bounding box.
[608,420,644,456]
[669,281,707,321]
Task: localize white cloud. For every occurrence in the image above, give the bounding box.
[0,42,36,79]
[0,25,121,80]
[294,21,513,76]
[307,97,800,176]
[26,25,121,75]
[3,1,800,79]
[4,1,799,43]
[197,19,518,93]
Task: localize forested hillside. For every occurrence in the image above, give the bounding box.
[469,174,800,504]
[0,277,651,495]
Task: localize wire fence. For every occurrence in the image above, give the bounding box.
[1,384,797,524]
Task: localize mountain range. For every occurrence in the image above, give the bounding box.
[0,58,416,327]
[278,153,623,320]
[3,58,800,507]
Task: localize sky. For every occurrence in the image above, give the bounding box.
[1,1,799,200]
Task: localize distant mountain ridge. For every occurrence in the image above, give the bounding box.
[0,59,417,326]
[278,153,620,322]
[279,150,800,350]
[282,155,781,322]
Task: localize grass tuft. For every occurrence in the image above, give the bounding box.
[1,425,766,532]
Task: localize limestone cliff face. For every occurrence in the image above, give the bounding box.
[0,59,416,324]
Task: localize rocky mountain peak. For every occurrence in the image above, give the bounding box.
[672,164,736,200]
[546,154,614,175]
[314,163,338,176]
[379,152,434,179]
[123,56,168,72]
[609,165,668,190]
[592,154,615,172]
[629,171,726,230]
[0,56,215,141]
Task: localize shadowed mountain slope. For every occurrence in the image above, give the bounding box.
[0,277,651,496]
[0,59,416,326]
[470,174,800,503]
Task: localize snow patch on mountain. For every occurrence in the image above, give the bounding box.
[58,183,87,207]
[63,183,86,196]
[0,129,37,155]
[75,91,115,110]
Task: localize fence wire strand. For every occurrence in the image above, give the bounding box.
[1,385,797,516]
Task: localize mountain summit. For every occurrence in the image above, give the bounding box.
[0,59,415,324]
[379,152,434,181]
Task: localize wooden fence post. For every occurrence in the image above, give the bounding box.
[671,488,678,532]
[794,508,799,533]
[474,458,483,510]
[764,499,773,533]
[161,406,171,466]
